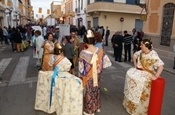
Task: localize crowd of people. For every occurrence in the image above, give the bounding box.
[33,26,112,115]
[31,24,166,115]
[111,28,144,62]
[0,25,31,52]
[0,23,166,114]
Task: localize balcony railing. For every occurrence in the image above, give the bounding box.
[87,2,145,14]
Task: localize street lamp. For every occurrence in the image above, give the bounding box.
[4,7,13,27]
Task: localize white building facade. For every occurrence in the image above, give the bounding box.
[73,0,87,28]
[0,2,5,27]
[86,0,146,35]
[3,0,20,28]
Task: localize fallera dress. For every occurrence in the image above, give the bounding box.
[79,48,105,114]
[35,56,83,115]
[123,50,164,115]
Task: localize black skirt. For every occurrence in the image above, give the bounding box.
[68,58,74,69]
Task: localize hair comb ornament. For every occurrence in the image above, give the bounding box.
[55,42,62,49]
[86,29,94,38]
[144,41,150,45]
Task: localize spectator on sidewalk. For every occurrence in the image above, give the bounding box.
[105,26,110,46]
[173,44,175,69]
[3,26,9,45]
[9,28,16,52]
[133,31,142,53]
[0,26,3,45]
[111,32,117,57]
[123,30,133,62]
[113,31,123,62]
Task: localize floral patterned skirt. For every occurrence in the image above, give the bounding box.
[35,71,83,115]
[84,77,101,114]
[123,68,152,115]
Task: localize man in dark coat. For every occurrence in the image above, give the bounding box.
[0,26,3,45]
[113,31,123,62]
[105,26,110,46]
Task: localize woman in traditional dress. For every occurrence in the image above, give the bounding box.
[133,31,142,53]
[35,42,83,115]
[79,29,104,115]
[42,32,54,71]
[13,29,22,52]
[123,38,164,115]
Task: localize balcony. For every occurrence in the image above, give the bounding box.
[86,2,146,14]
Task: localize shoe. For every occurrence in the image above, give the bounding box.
[83,111,94,115]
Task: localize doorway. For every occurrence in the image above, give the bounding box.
[135,19,143,31]
[93,17,99,28]
[160,3,175,46]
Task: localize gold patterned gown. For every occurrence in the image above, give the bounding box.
[123,50,164,115]
[35,56,83,115]
[42,41,54,71]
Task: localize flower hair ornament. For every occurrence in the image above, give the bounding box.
[55,42,62,49]
[144,39,153,49]
[86,29,94,38]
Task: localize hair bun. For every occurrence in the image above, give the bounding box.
[55,42,62,49]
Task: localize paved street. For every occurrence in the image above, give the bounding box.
[0,45,175,115]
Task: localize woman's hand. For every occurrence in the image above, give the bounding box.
[151,76,158,80]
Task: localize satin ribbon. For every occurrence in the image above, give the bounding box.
[50,66,59,108]
[90,54,98,87]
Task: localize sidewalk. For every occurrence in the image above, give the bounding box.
[158,55,175,74]
[1,44,175,74]
[104,45,175,74]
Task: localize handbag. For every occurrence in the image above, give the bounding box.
[103,54,112,68]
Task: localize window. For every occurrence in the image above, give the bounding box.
[126,0,136,5]
[81,0,83,10]
[87,21,91,28]
[87,0,90,4]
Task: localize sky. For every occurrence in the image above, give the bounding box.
[31,0,54,19]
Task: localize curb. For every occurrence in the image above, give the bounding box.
[164,68,175,74]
